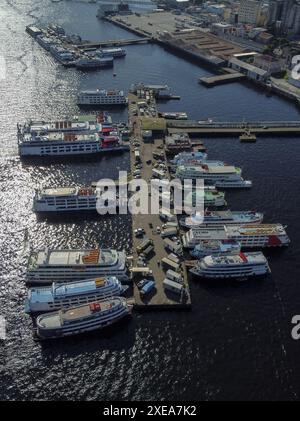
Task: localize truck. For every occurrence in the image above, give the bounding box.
[161,227,178,238]
[161,257,180,272]
[152,168,165,179]
[163,238,182,255]
[137,238,153,254]
[143,245,155,257]
[166,269,184,285]
[163,278,185,295]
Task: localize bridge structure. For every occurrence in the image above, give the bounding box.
[167,120,300,137]
[77,37,152,50]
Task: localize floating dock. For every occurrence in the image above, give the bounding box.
[128,93,191,310]
[200,72,245,87]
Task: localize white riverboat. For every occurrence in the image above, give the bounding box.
[27,248,130,285]
[182,224,290,249]
[36,297,132,340]
[18,130,127,157]
[190,252,271,280]
[33,186,126,213]
[77,89,128,106]
[25,276,126,314]
[181,210,263,229]
[176,164,251,188]
[190,240,241,258]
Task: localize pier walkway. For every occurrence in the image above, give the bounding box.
[200,72,245,87]
[167,120,300,137]
[78,38,151,50]
[128,93,191,310]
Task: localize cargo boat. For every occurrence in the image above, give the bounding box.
[25,276,126,314]
[27,248,130,285]
[190,252,271,280]
[36,297,132,339]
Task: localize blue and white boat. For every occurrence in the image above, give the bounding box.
[25,276,126,314]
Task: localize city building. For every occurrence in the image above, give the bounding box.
[281,0,300,36]
[228,56,268,81]
[253,54,286,74]
[238,0,261,24]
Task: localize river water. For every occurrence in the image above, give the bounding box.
[0,0,300,401]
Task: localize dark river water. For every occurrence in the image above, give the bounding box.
[1,0,300,401]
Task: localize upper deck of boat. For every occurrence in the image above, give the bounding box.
[30,249,120,268]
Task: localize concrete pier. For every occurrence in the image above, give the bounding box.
[128,93,191,310]
[167,121,300,137]
[200,72,245,87]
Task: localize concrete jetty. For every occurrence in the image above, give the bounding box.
[167,121,300,137]
[128,93,191,310]
[200,72,245,87]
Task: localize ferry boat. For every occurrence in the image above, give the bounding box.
[171,151,208,165]
[36,297,132,340]
[176,164,251,188]
[18,131,127,157]
[190,252,271,280]
[33,185,126,213]
[25,276,126,314]
[181,210,263,229]
[27,248,130,285]
[98,48,126,58]
[215,180,252,189]
[190,240,241,258]
[75,56,114,70]
[22,113,113,135]
[182,189,227,209]
[182,224,290,249]
[159,112,188,120]
[77,89,128,106]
